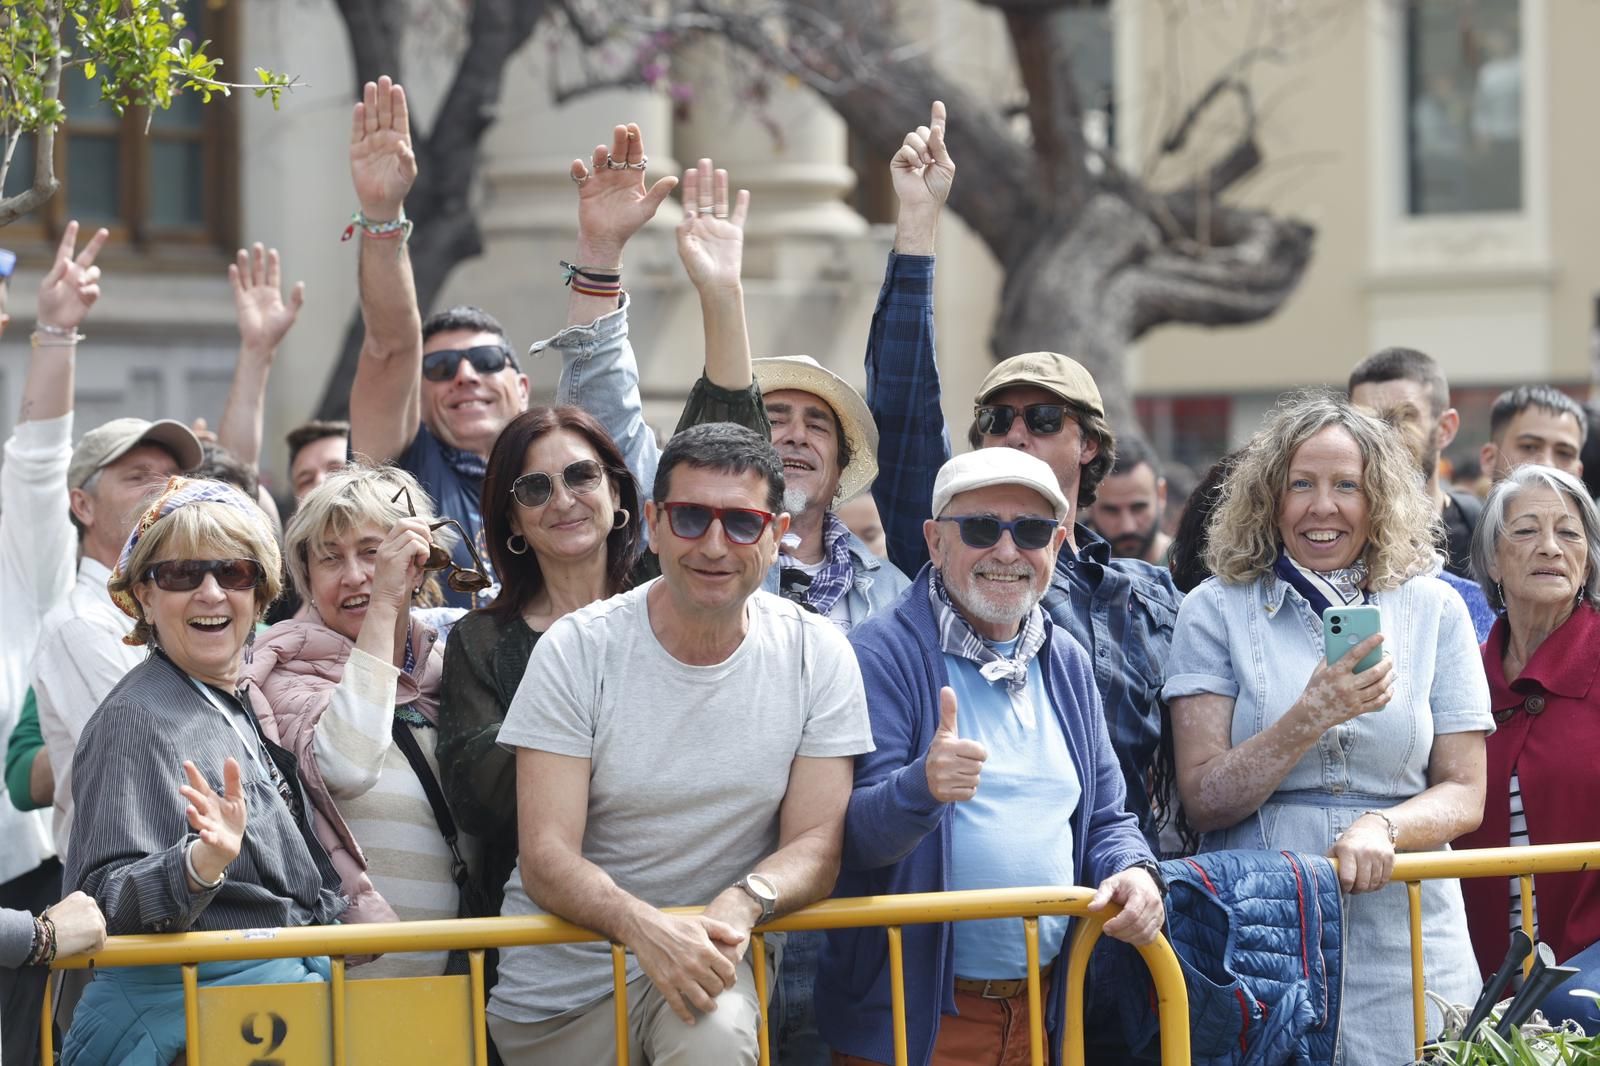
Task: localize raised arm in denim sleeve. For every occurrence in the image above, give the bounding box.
[865,252,949,578]
[538,293,661,503]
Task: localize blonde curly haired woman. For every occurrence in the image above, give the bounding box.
[1164,392,1491,1062]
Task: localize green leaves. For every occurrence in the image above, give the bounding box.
[0,0,299,135]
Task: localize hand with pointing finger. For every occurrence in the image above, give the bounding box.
[891,101,954,255]
[925,686,988,803]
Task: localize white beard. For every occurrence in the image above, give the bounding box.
[782,487,812,517]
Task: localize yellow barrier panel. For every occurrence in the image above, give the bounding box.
[1378,842,1600,1060]
[41,885,1190,1066]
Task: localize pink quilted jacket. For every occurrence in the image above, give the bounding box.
[242,614,443,926]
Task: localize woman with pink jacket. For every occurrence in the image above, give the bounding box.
[244,463,466,979]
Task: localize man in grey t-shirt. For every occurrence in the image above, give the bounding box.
[487,423,873,1064]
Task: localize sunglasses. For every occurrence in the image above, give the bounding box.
[391,486,492,595]
[661,502,776,546]
[511,459,605,509]
[142,558,264,592]
[420,344,517,383]
[937,514,1061,551]
[974,403,1069,437]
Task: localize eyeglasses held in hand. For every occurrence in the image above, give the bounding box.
[511,459,605,508]
[661,502,776,546]
[391,486,492,595]
[420,344,517,383]
[142,558,264,592]
[974,403,1069,437]
[937,514,1060,551]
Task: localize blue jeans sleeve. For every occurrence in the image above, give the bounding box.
[535,294,661,504]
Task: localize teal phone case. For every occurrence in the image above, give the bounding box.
[1323,605,1382,672]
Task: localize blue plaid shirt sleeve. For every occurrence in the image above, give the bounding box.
[865,251,950,578]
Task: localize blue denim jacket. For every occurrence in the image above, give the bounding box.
[534,297,910,631]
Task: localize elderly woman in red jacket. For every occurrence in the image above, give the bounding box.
[1458,463,1600,1029]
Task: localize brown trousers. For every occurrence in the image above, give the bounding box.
[831,987,1038,1066]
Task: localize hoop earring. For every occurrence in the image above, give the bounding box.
[506,533,529,556]
[612,509,630,530]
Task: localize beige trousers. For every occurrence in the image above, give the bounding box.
[488,952,771,1065]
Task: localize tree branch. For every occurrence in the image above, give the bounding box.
[1003,6,1094,216]
[0,0,63,227]
[331,0,403,90]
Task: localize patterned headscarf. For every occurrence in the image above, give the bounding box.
[109,475,266,624]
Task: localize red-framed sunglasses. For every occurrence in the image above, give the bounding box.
[660,502,776,545]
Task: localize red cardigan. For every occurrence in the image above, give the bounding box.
[1458,604,1600,975]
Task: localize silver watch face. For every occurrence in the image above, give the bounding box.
[745,873,778,903]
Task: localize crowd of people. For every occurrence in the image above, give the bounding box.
[0,76,1596,1066]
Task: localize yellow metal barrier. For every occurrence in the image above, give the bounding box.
[40,886,1190,1066]
[1382,841,1600,1060]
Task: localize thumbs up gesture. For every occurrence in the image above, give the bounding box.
[925,687,989,803]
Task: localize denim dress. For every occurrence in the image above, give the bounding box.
[1164,572,1492,1065]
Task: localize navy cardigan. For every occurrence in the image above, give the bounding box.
[814,565,1153,1066]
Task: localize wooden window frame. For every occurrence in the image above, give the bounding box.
[3,0,239,255]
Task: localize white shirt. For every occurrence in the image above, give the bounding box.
[34,554,144,857]
[0,414,77,883]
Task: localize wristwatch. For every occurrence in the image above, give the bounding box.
[734,873,778,925]
[1132,860,1169,899]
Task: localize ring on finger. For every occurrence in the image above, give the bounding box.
[604,157,629,170]
[627,155,649,170]
[571,172,589,186]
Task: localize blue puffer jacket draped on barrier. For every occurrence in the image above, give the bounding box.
[1091,849,1344,1066]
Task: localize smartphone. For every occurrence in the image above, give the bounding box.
[1323,605,1382,673]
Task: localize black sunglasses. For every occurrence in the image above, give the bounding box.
[142,558,264,592]
[420,344,517,383]
[937,514,1060,551]
[390,486,492,595]
[661,502,776,546]
[974,403,1069,437]
[511,459,605,509]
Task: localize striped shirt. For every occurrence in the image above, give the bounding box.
[64,651,346,935]
[1508,769,1538,938]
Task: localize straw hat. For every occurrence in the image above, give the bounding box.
[752,355,879,504]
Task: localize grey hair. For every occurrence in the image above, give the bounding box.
[1472,464,1600,612]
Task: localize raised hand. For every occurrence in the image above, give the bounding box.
[925,687,988,803]
[37,220,109,331]
[231,244,305,357]
[350,76,417,220]
[676,158,750,295]
[371,516,435,613]
[571,123,679,263]
[180,757,247,886]
[891,101,955,214]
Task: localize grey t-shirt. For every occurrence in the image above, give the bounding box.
[487,581,873,1023]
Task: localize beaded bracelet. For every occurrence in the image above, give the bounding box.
[25,914,56,967]
[31,330,85,347]
[340,209,413,254]
[35,322,78,338]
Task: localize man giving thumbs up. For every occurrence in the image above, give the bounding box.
[819,447,1164,1066]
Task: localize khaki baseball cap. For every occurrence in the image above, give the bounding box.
[68,418,203,490]
[976,351,1104,418]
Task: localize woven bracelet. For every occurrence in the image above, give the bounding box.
[341,209,413,254]
[560,260,623,286]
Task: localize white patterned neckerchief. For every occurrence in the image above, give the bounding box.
[927,568,1047,695]
[778,511,857,621]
